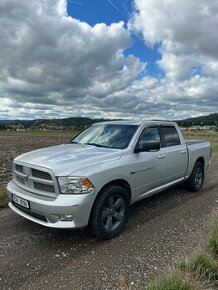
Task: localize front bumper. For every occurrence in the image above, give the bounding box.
[7,180,96,229]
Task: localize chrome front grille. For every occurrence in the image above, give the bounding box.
[13,163,58,197]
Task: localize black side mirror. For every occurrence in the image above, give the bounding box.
[134,140,160,153]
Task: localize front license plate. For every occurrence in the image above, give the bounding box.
[12,194,30,209]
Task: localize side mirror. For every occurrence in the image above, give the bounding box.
[134,140,160,153]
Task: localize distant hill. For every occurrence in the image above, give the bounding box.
[0,113,218,129]
[176,113,218,127]
[0,117,112,130]
[22,117,108,127]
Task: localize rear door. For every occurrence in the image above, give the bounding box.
[134,126,167,198]
[160,126,188,183]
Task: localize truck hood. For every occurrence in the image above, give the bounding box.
[14,144,122,176]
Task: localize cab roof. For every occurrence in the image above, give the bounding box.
[94,120,178,127]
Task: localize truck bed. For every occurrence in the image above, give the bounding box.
[185,139,207,145]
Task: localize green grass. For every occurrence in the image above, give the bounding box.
[209,221,218,255]
[189,252,218,280]
[0,187,8,208]
[148,275,194,290]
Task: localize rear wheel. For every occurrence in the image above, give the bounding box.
[89,185,130,239]
[186,162,204,192]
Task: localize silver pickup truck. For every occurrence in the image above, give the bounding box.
[7,121,211,239]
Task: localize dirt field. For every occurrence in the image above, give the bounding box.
[0,130,75,188]
[0,129,217,189]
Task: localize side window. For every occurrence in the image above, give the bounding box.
[161,126,181,147]
[139,127,160,143]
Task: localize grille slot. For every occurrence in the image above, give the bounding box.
[33,182,55,193]
[16,165,23,173]
[16,175,25,184]
[32,169,52,180]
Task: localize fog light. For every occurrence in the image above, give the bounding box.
[59,214,73,221]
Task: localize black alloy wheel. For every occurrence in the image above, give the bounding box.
[89,185,130,239]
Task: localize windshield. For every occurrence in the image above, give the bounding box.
[70,124,139,149]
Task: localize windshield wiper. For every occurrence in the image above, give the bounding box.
[83,142,110,148]
[70,141,80,144]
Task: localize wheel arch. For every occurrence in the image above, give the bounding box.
[88,179,132,222]
[99,179,132,201]
[195,156,205,168]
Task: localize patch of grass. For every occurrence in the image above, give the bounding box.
[183,130,218,153]
[189,252,218,281]
[147,275,194,290]
[176,258,189,271]
[208,221,218,255]
[0,187,8,208]
[211,143,218,153]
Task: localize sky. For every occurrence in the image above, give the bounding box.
[0,0,218,121]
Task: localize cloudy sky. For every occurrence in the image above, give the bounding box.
[0,0,218,120]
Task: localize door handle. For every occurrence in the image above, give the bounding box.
[158,154,166,159]
[180,150,187,154]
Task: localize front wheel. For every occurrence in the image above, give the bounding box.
[89,185,130,239]
[186,162,205,192]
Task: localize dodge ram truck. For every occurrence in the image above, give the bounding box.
[7,121,211,239]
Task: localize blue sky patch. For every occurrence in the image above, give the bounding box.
[67,0,163,79]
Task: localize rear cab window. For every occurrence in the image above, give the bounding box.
[160,126,181,147]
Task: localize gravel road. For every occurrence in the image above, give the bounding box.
[0,155,218,290]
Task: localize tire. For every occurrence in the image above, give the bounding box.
[186,162,205,192]
[89,185,130,239]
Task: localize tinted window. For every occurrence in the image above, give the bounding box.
[161,126,181,147]
[139,127,160,143]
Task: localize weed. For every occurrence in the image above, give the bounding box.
[189,252,218,281]
[208,221,218,255]
[148,275,194,290]
[0,187,8,208]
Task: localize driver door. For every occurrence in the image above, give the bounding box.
[133,126,167,198]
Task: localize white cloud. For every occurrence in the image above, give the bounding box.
[0,0,217,121]
[131,0,218,79]
[131,0,218,56]
[0,0,144,119]
[127,0,218,118]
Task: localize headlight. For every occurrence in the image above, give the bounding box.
[58,176,94,194]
